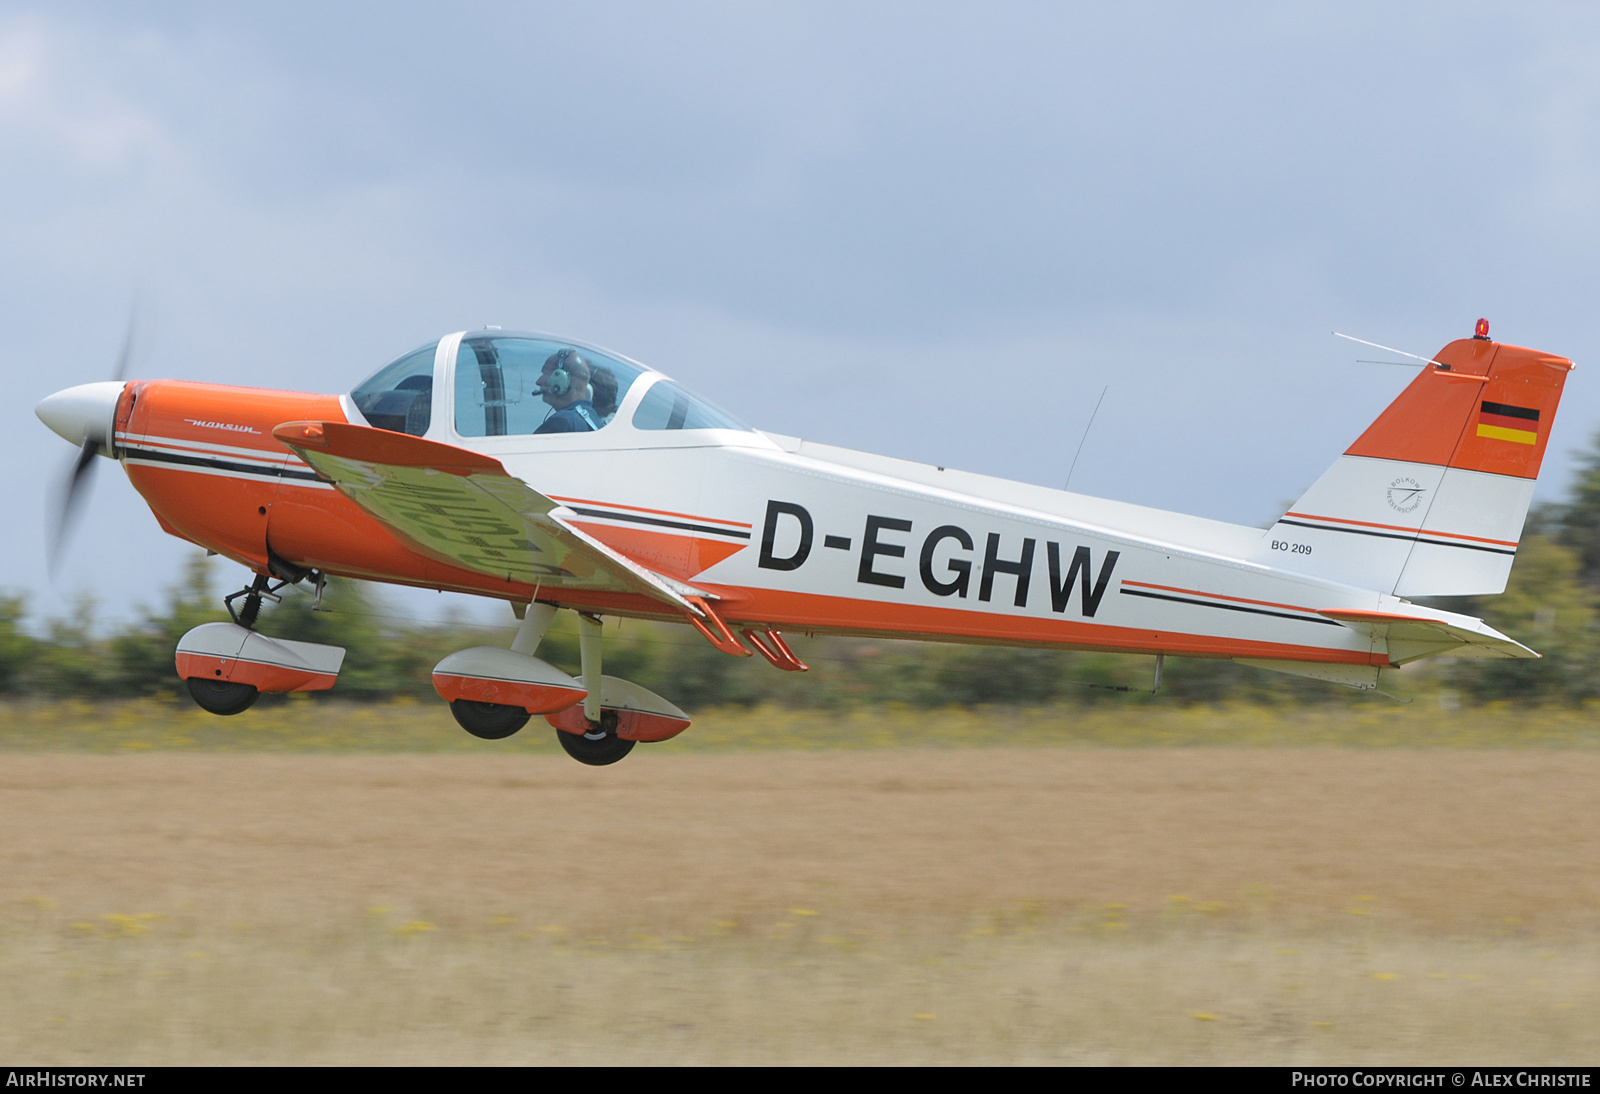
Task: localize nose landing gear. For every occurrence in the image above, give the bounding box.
[186,574,290,714]
[176,567,346,715]
[223,572,287,629]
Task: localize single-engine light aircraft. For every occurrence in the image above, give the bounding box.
[35,320,1574,764]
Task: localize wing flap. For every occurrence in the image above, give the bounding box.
[272,421,705,615]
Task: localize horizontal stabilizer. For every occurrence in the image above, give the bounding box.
[1232,658,1381,690]
[1317,608,1538,664]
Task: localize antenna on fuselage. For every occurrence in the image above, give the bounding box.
[1064,385,1108,491]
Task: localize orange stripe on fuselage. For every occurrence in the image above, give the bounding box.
[567,521,748,582]
[549,495,752,529]
[1120,579,1319,615]
[119,432,310,471]
[1282,511,1518,547]
[686,585,1383,666]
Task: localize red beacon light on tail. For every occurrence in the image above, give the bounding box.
[1474,318,1491,340]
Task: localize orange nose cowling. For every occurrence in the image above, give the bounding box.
[119,380,346,571]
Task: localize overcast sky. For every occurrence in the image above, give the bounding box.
[7,3,1600,628]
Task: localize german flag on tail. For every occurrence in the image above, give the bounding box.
[1476,400,1539,446]
[1298,331,1572,597]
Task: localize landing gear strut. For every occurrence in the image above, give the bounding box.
[431,603,689,762]
[222,556,322,629]
[224,573,286,629]
[549,611,634,763]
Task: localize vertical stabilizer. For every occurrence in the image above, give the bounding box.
[1255,331,1573,596]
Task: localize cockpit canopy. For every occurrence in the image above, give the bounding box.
[350,332,749,439]
[350,343,436,435]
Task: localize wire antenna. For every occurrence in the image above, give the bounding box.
[1065,385,1108,491]
[1333,332,1448,369]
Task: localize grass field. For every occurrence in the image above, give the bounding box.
[1,702,1597,1064]
[6,917,1594,1064]
[6,694,1600,752]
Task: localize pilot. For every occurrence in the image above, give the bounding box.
[589,365,619,425]
[533,349,602,433]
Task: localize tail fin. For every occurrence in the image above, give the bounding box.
[1258,331,1574,596]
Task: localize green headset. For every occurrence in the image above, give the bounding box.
[543,348,586,397]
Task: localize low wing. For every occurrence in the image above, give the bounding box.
[1316,608,1538,665]
[271,421,705,615]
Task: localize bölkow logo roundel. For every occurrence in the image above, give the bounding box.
[1386,477,1425,514]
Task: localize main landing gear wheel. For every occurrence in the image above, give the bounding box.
[185,677,260,716]
[450,699,531,740]
[555,711,635,766]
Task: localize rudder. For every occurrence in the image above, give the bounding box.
[1258,329,1574,596]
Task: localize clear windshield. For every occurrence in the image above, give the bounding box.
[350,342,436,435]
[453,335,647,437]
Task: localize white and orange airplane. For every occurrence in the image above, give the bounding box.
[35,319,1573,763]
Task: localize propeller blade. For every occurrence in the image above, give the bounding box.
[112,305,138,382]
[47,305,140,579]
[49,439,99,579]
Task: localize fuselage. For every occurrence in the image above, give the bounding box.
[103,390,1387,674]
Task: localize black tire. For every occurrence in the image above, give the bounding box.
[554,711,635,766]
[185,677,260,716]
[450,699,531,740]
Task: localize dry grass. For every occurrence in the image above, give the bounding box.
[4,916,1596,1065]
[4,696,1600,752]
[3,750,1598,932]
[0,743,1596,1063]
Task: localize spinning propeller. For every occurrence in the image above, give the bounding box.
[39,311,138,578]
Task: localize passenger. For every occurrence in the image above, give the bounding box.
[533,349,601,433]
[589,366,619,425]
